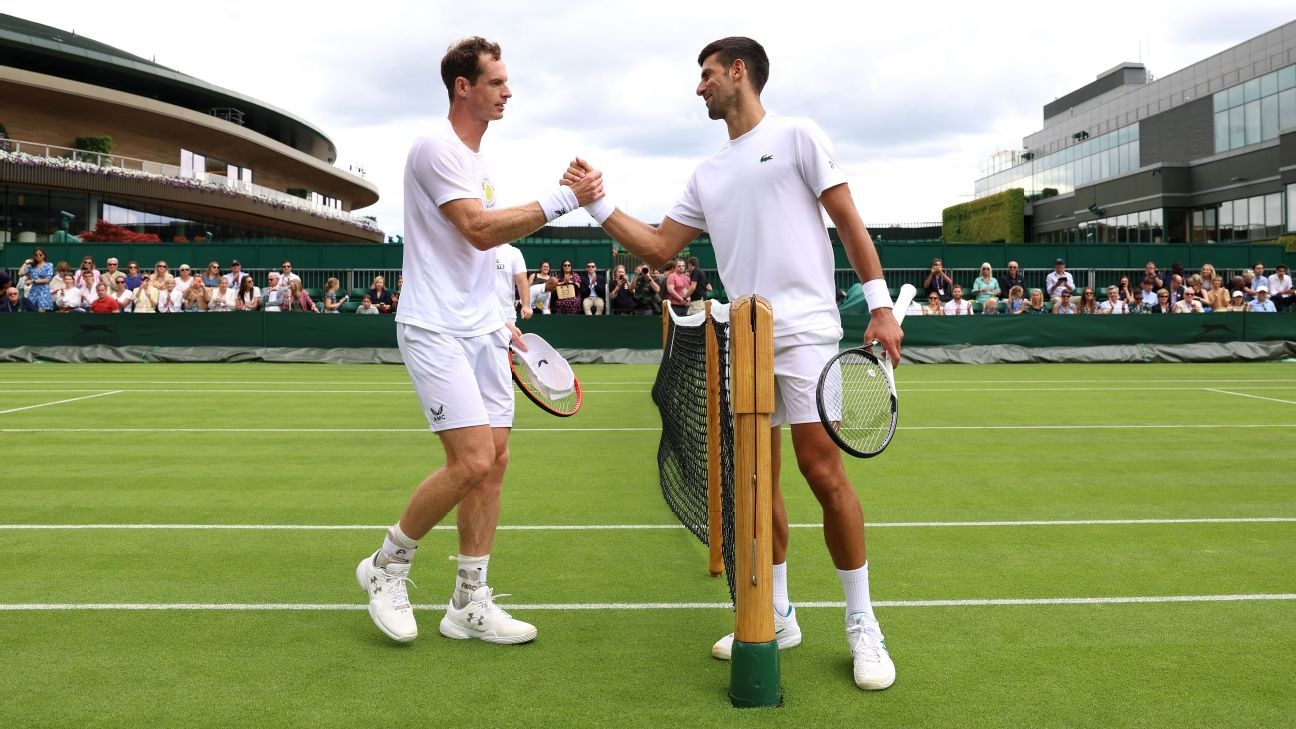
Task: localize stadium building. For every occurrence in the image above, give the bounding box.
[0,13,381,244]
[973,20,1296,245]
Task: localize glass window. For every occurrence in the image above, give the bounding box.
[1261,95,1279,140]
[1280,88,1296,131]
[1244,100,1261,145]
[1261,71,1278,98]
[1266,193,1282,236]
[1243,78,1261,103]
[1219,202,1233,241]
[1229,106,1246,149]
[1228,85,1244,108]
[1248,196,1263,235]
[1288,184,1296,233]
[1281,66,1296,91]
[1212,110,1227,151]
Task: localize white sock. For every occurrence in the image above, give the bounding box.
[452,554,490,609]
[836,561,874,624]
[377,523,418,566]
[772,562,790,616]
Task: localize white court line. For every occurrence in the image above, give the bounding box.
[3,593,1294,611]
[1206,388,1296,405]
[2,517,1292,531]
[0,390,122,416]
[6,423,1296,434]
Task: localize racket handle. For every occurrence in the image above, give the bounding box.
[891,283,917,327]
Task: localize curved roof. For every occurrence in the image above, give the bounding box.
[0,13,338,163]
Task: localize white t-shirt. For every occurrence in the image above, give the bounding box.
[943,299,972,316]
[667,115,847,338]
[396,117,502,337]
[495,243,527,323]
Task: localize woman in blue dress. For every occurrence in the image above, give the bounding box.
[18,247,55,311]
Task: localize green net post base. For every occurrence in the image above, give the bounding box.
[729,639,783,708]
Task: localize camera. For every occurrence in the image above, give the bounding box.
[640,266,650,274]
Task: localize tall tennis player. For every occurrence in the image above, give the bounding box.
[356,36,604,645]
[565,37,903,690]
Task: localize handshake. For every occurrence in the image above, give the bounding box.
[558,158,613,224]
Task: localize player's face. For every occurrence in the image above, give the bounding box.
[467,55,511,122]
[697,53,736,120]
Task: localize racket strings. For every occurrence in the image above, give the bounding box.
[823,351,896,456]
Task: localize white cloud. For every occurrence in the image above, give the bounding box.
[13,1,1295,236]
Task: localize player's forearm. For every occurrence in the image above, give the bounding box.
[457,204,550,251]
[599,211,677,269]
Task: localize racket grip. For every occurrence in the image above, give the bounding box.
[891,283,917,327]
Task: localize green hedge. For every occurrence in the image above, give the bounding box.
[942,188,1026,243]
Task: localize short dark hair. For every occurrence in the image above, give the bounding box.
[442,37,503,103]
[698,37,769,93]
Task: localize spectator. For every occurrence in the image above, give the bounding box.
[1023,288,1049,314]
[1250,263,1267,293]
[549,260,583,315]
[665,259,692,316]
[235,276,261,311]
[1268,264,1294,311]
[1053,291,1077,314]
[1149,289,1173,314]
[1166,261,1187,288]
[157,278,183,313]
[528,261,553,315]
[263,272,284,312]
[1045,258,1074,301]
[1203,276,1230,313]
[356,294,379,314]
[201,262,222,287]
[609,265,637,315]
[1075,288,1098,314]
[922,292,945,316]
[17,247,54,311]
[207,277,236,312]
[0,265,10,293]
[368,275,395,314]
[496,244,531,321]
[1249,286,1276,313]
[279,260,301,288]
[283,279,318,313]
[54,274,88,312]
[1227,290,1249,312]
[114,278,135,313]
[981,296,1000,315]
[686,257,710,315]
[1,285,37,312]
[1114,275,1136,304]
[101,261,127,301]
[1141,260,1164,290]
[970,262,1000,306]
[148,261,174,290]
[49,261,72,295]
[1001,261,1025,298]
[579,262,606,315]
[322,277,347,314]
[89,283,119,313]
[391,274,403,315]
[1137,277,1159,307]
[225,260,248,290]
[1198,264,1218,293]
[631,263,661,315]
[132,277,159,313]
[1004,285,1026,314]
[183,279,209,312]
[904,295,925,318]
[123,261,144,291]
[923,258,954,303]
[1165,273,1186,307]
[943,284,972,315]
[1097,286,1129,314]
[173,264,196,298]
[74,256,100,290]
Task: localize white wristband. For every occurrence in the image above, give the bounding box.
[539,186,580,223]
[863,279,893,312]
[584,197,614,224]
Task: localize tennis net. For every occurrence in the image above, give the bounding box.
[651,302,737,601]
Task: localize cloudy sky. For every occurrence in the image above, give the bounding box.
[14,2,1295,237]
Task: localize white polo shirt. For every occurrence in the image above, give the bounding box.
[667,114,847,338]
[495,243,527,323]
[396,117,502,337]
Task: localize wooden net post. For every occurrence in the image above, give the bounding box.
[704,299,723,577]
[726,295,781,708]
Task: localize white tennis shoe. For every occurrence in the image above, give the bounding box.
[356,551,417,643]
[439,585,537,644]
[847,613,895,690]
[711,605,803,660]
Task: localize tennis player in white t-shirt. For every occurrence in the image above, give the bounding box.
[495,243,532,323]
[356,36,604,647]
[564,37,903,691]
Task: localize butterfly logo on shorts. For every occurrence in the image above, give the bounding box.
[430,405,445,423]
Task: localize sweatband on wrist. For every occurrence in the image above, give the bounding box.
[584,197,614,224]
[539,186,580,223]
[863,279,893,312]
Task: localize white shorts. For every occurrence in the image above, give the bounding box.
[397,322,514,432]
[770,328,841,427]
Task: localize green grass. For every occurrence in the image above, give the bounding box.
[1,361,1294,727]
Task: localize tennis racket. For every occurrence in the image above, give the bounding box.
[816,283,916,458]
[510,332,582,417]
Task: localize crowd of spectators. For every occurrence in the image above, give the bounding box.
[514,255,709,317]
[912,257,1293,315]
[0,250,401,315]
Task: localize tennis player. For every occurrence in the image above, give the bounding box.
[357,36,604,645]
[565,37,903,690]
